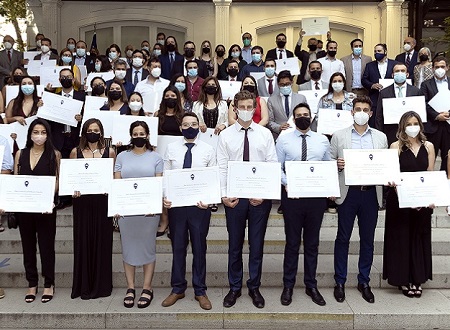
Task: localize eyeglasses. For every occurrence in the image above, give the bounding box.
[181,122,199,128]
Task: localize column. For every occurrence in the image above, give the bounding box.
[378,0,404,54]
[40,0,62,49]
[213,0,232,47]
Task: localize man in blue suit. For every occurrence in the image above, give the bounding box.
[362,44,398,127]
[159,36,184,80]
[395,37,419,85]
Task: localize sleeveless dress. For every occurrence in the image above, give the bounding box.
[71,148,113,299]
[383,144,433,286]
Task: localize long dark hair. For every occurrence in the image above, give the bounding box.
[227,44,243,61]
[8,66,26,86]
[107,79,128,107]
[128,120,154,151]
[12,77,39,117]
[79,118,106,150]
[169,73,191,102]
[158,85,184,132]
[96,55,112,72]
[126,92,145,116]
[197,76,223,105]
[241,75,259,97]
[327,72,347,95]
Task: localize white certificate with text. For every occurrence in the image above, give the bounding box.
[218,80,241,100]
[298,90,327,115]
[317,108,353,135]
[38,91,83,127]
[344,149,400,185]
[84,96,108,112]
[227,161,281,200]
[165,166,221,207]
[275,58,300,75]
[27,59,56,76]
[301,17,329,36]
[10,115,38,149]
[397,171,450,208]
[111,116,159,146]
[285,161,340,198]
[198,128,219,150]
[379,78,412,89]
[155,135,184,157]
[428,90,450,113]
[108,177,163,216]
[6,85,45,106]
[59,158,114,196]
[382,96,426,124]
[0,175,55,213]
[39,66,71,88]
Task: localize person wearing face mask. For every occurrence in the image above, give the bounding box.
[421,56,450,171]
[74,40,95,73]
[66,38,76,54]
[156,32,166,46]
[105,59,134,98]
[159,36,183,80]
[70,118,116,300]
[199,40,214,77]
[183,60,204,102]
[267,70,307,139]
[340,38,372,97]
[106,44,122,66]
[317,40,345,85]
[55,48,82,91]
[330,96,388,304]
[276,103,331,307]
[1,66,26,105]
[125,92,146,116]
[124,45,134,66]
[114,120,163,308]
[375,63,423,145]
[4,76,42,124]
[151,43,162,59]
[29,33,58,55]
[257,58,279,96]
[212,44,227,79]
[0,35,24,90]
[94,55,113,73]
[90,77,107,97]
[241,32,253,64]
[395,37,419,84]
[266,33,294,61]
[295,30,327,85]
[125,50,149,87]
[298,61,328,91]
[100,80,128,115]
[192,76,228,135]
[217,90,277,309]
[169,73,193,113]
[413,47,433,88]
[141,40,151,52]
[224,59,240,81]
[383,111,435,298]
[172,41,208,80]
[161,112,216,310]
[239,46,265,81]
[14,118,61,303]
[33,38,58,61]
[154,85,184,136]
[217,44,247,80]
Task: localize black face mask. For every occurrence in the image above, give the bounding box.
[166,44,176,52]
[60,79,73,89]
[310,70,322,81]
[216,50,225,58]
[92,85,105,96]
[86,132,101,143]
[204,86,217,95]
[228,68,239,77]
[184,49,195,58]
[13,75,22,83]
[132,137,147,148]
[276,41,286,49]
[419,54,429,62]
[295,116,311,130]
[327,50,337,57]
[109,90,122,101]
[164,98,178,108]
[202,47,210,54]
[242,85,256,93]
[308,44,318,52]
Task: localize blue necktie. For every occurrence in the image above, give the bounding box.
[285,95,290,118]
[183,143,195,169]
[134,71,139,86]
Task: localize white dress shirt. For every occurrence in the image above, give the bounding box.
[435,77,449,94]
[377,60,388,79]
[164,137,216,171]
[317,56,346,84]
[394,83,408,98]
[132,68,143,82]
[134,77,170,103]
[40,52,51,61]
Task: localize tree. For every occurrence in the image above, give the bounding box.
[0,0,27,51]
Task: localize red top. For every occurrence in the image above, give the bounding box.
[252,96,262,123]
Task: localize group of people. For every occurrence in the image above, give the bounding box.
[0,29,449,310]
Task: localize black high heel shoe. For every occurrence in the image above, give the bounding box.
[25,287,38,303]
[156,226,168,237]
[398,285,414,298]
[41,286,54,303]
[137,289,153,309]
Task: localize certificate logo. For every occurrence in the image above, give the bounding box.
[283,61,286,65]
[402,100,406,106]
[84,163,89,169]
[61,100,64,105]
[190,174,195,180]
[252,167,256,174]
[369,154,373,160]
[314,93,318,97]
[420,176,424,183]
[337,113,340,118]
[133,183,138,189]
[24,180,29,187]
[310,166,314,172]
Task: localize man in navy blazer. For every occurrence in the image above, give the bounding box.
[420,56,450,170]
[395,37,419,85]
[362,43,398,127]
[159,36,184,80]
[125,49,149,86]
[171,41,208,79]
[265,33,294,61]
[294,32,326,85]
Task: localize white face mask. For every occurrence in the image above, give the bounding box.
[405,125,420,138]
[36,40,42,48]
[126,50,133,57]
[151,67,161,78]
[129,101,142,112]
[353,111,370,126]
[237,109,255,122]
[133,57,144,68]
[115,70,126,80]
[4,42,12,50]
[41,45,50,54]
[435,68,447,79]
[403,43,412,52]
[332,82,344,93]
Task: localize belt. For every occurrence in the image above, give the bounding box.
[349,185,375,191]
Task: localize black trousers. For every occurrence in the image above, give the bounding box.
[18,211,57,288]
[426,123,450,172]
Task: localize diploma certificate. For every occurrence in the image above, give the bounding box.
[59,158,114,196]
[428,90,450,113]
[218,80,241,100]
[111,116,159,146]
[198,128,219,150]
[316,109,353,135]
[301,17,330,36]
[38,92,83,127]
[27,60,56,76]
[0,175,55,213]
[275,58,300,75]
[285,161,340,198]
[155,135,184,157]
[298,90,327,115]
[165,166,221,207]
[379,78,412,89]
[107,177,163,217]
[84,96,108,112]
[397,171,450,208]
[10,115,38,149]
[6,85,44,106]
[39,66,71,88]
[0,124,14,151]
[382,96,426,124]
[23,51,40,68]
[227,161,281,199]
[344,149,400,185]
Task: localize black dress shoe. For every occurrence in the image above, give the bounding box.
[248,288,265,308]
[223,289,241,308]
[357,283,375,303]
[277,205,283,214]
[280,287,293,306]
[305,287,326,306]
[334,283,345,303]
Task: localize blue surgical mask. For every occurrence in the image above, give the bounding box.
[353,47,363,56]
[67,44,75,51]
[61,56,72,64]
[76,48,86,57]
[393,72,407,84]
[95,63,101,72]
[109,52,118,60]
[252,53,262,63]
[265,67,275,77]
[187,68,198,77]
[280,85,292,96]
[21,85,35,95]
[175,82,186,92]
[231,51,240,58]
[374,53,385,62]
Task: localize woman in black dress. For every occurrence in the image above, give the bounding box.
[154,85,184,136]
[70,118,116,299]
[383,111,435,298]
[14,118,61,303]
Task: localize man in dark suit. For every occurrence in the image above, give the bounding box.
[159,36,184,80]
[421,56,450,171]
[0,35,24,89]
[172,41,208,79]
[125,49,149,86]
[257,58,278,97]
[395,37,419,85]
[74,40,95,74]
[106,59,135,98]
[375,63,423,145]
[362,43,397,127]
[294,30,327,86]
[33,38,58,61]
[29,33,58,55]
[266,33,294,61]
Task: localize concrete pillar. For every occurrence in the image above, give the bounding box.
[40,0,62,49]
[213,0,232,47]
[378,0,404,55]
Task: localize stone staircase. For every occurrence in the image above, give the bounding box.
[1,205,450,329]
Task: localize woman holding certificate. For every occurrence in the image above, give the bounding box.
[70,118,116,300]
[14,118,61,303]
[4,76,41,124]
[114,120,163,308]
[383,111,435,298]
[100,79,128,115]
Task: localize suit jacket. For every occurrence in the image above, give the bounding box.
[294,44,326,85]
[341,54,372,91]
[330,125,388,206]
[74,55,96,74]
[125,67,149,85]
[298,80,329,91]
[159,53,184,80]
[257,76,279,97]
[420,77,450,134]
[395,51,419,84]
[172,58,208,79]
[267,93,307,138]
[266,48,294,61]
[0,49,24,83]
[375,83,423,145]
[34,53,59,61]
[29,47,58,55]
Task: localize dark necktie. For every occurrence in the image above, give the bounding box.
[7,50,11,62]
[134,71,139,86]
[315,81,320,90]
[406,53,411,68]
[279,49,283,59]
[183,143,195,169]
[268,79,273,95]
[284,95,290,118]
[301,135,307,161]
[242,128,249,161]
[63,93,71,133]
[170,53,174,69]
